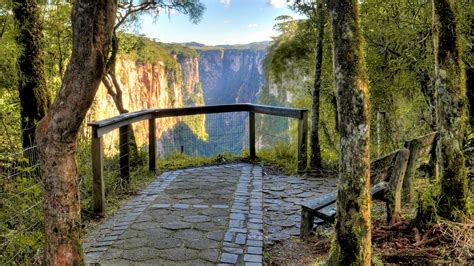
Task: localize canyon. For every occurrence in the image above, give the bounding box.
[86,39,271,157]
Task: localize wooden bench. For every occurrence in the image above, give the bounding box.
[402,132,438,203]
[300,148,410,238]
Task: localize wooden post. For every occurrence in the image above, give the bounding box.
[298,110,309,173]
[300,208,314,239]
[249,111,256,159]
[119,125,130,183]
[386,148,410,224]
[92,133,105,216]
[376,111,385,156]
[148,118,156,172]
[403,140,420,204]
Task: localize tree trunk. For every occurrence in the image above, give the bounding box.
[310,1,326,169]
[35,0,117,264]
[467,61,473,129]
[12,0,50,149]
[419,70,436,130]
[432,0,469,220]
[327,0,372,264]
[468,66,474,128]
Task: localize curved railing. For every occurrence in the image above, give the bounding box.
[88,103,308,215]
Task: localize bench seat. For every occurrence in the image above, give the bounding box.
[300,148,410,239]
[301,182,388,229]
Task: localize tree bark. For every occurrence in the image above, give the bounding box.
[327,0,372,264]
[35,0,117,264]
[419,70,436,130]
[12,0,50,149]
[468,65,474,128]
[432,0,469,220]
[310,1,326,169]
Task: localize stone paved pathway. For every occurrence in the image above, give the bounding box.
[83,163,337,265]
[84,164,264,265]
[262,175,337,245]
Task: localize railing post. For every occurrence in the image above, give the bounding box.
[249,111,256,159]
[148,118,156,172]
[92,130,105,216]
[297,110,308,173]
[119,125,130,183]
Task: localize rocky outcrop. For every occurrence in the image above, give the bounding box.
[86,53,206,154]
[198,48,266,105]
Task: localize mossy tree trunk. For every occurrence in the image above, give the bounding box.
[466,52,473,128]
[327,0,372,264]
[35,0,117,264]
[12,0,50,149]
[432,0,469,220]
[310,1,326,169]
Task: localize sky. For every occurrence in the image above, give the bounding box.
[137,0,303,46]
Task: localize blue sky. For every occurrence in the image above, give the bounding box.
[137,0,303,45]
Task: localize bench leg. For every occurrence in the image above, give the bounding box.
[300,208,314,239]
[387,149,409,224]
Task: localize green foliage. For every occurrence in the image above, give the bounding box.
[155,152,224,171]
[0,155,44,264]
[0,89,21,152]
[257,142,299,175]
[41,1,73,93]
[264,18,316,83]
[413,188,439,229]
[117,33,200,70]
[162,42,200,58]
[0,2,21,152]
[361,0,435,150]
[118,33,177,68]
[260,15,339,168]
[189,41,270,51]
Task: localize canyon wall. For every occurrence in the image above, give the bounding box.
[85,39,269,157]
[86,52,207,155]
[198,48,266,105]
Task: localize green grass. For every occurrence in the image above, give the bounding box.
[256,142,299,175]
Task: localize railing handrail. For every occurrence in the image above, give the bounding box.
[89,103,309,216]
[88,103,307,138]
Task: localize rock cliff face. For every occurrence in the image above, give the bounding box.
[87,53,206,154]
[86,40,268,156]
[198,48,266,105]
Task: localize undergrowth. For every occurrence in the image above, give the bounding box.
[1,140,236,264]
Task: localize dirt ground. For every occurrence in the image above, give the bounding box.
[265,215,474,265]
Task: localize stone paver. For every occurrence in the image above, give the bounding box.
[84,164,264,265]
[84,163,336,265]
[263,174,337,245]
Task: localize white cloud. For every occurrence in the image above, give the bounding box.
[224,20,232,24]
[267,0,288,8]
[247,24,258,28]
[220,0,231,7]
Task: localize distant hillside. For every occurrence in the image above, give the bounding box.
[182,41,271,51]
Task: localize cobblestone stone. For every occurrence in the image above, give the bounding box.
[83,164,271,265]
[263,174,337,245]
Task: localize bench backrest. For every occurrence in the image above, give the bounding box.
[302,148,409,212]
[370,149,399,184]
[404,132,438,169]
[402,132,438,202]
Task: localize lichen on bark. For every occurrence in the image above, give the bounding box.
[326,0,372,264]
[12,0,50,149]
[432,0,470,221]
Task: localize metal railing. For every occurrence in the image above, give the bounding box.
[88,103,308,216]
[0,145,43,264]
